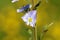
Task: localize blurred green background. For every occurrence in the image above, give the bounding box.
[0,0,60,40]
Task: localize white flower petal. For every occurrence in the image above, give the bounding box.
[30,23,34,27]
[11,0,19,3]
[17,9,24,13]
[29,4,32,8]
[26,22,29,25]
[21,17,28,22]
[17,9,20,13]
[30,20,36,27]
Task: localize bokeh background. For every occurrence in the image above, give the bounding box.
[0,0,60,40]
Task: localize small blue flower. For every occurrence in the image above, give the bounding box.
[21,10,37,27]
[17,4,32,13]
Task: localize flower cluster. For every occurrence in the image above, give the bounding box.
[11,0,41,27]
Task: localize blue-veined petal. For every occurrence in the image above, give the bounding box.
[17,4,32,13]
[21,10,37,27]
[17,9,24,13]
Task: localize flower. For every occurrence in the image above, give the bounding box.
[21,10,37,27]
[17,4,32,13]
[11,0,19,3]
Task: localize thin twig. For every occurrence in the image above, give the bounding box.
[33,27,37,40]
[31,0,38,40]
[31,0,34,10]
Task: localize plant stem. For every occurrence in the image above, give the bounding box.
[35,26,37,40]
[31,0,37,40]
[31,0,34,10]
[33,27,37,40]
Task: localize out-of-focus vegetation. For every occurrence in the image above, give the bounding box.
[0,0,60,40]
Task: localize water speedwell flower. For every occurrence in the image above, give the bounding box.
[11,0,19,3]
[17,4,32,13]
[21,10,36,27]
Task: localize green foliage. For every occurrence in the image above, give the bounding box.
[50,0,60,6]
[0,31,7,40]
[0,0,11,10]
[19,24,31,37]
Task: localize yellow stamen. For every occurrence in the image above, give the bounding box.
[28,17,32,22]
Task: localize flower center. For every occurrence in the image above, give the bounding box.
[28,17,32,22]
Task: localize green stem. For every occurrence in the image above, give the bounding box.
[31,0,34,10]
[31,0,37,40]
[35,26,37,40]
[40,32,44,40]
[33,27,37,40]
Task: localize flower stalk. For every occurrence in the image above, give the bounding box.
[31,0,37,40]
[33,26,37,40]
